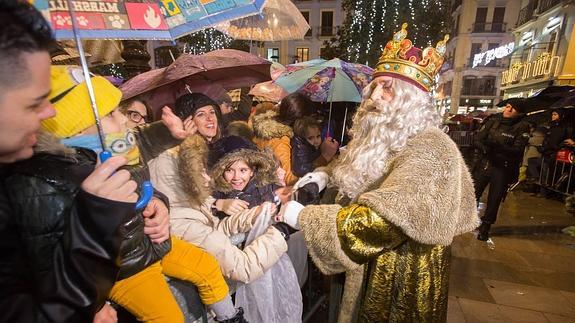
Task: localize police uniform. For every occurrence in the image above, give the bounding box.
[473,113,530,239]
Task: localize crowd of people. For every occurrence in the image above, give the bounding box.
[0,3,479,323]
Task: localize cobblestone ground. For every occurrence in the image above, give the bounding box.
[448,191,575,323]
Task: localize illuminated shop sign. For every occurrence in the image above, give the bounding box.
[501,52,562,86]
[473,42,515,68]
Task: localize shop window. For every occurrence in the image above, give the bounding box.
[296,48,309,62]
[267,48,279,62]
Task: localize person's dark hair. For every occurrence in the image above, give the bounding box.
[277,93,314,126]
[174,93,224,139]
[226,121,254,141]
[293,116,321,138]
[174,93,221,120]
[119,97,154,122]
[0,1,54,91]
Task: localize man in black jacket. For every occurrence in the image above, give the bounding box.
[0,1,143,322]
[473,98,530,241]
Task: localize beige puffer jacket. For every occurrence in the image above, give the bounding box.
[148,136,287,283]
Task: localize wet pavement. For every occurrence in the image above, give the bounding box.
[448,191,575,322]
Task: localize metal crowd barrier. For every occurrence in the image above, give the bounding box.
[448,130,475,147]
[539,148,575,196]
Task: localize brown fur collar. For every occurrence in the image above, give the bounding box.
[34,131,76,157]
[211,147,280,193]
[251,110,293,140]
[178,135,211,208]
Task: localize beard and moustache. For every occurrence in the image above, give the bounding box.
[331,79,440,200]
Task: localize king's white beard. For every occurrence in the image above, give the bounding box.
[330,78,440,200]
[331,96,396,200]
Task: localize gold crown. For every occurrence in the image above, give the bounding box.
[374,23,449,92]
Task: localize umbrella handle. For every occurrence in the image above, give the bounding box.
[99,151,154,211]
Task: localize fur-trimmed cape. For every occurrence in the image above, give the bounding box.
[298,127,479,322]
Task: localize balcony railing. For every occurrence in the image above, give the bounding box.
[517,1,536,27]
[472,22,507,33]
[318,26,336,37]
[538,0,561,14]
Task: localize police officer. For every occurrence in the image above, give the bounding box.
[473,98,530,241]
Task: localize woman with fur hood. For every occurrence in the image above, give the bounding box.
[276,25,479,322]
[251,93,314,186]
[150,134,290,284]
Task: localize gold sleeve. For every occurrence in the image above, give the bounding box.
[336,204,407,264]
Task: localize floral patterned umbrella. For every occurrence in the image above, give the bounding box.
[274,58,373,103]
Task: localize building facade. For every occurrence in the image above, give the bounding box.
[437,0,522,115]
[250,0,344,65]
[500,0,575,99]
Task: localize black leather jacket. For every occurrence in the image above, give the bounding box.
[474,113,530,170]
[291,135,321,177]
[0,149,135,323]
[114,122,179,279]
[0,122,179,322]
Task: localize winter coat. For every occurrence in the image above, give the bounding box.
[148,137,288,283]
[541,121,571,160]
[474,114,530,175]
[522,129,545,166]
[298,128,479,322]
[251,110,299,185]
[112,122,182,279]
[0,134,134,323]
[290,135,326,177]
[210,143,281,211]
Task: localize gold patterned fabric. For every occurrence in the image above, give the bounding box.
[336,205,450,323]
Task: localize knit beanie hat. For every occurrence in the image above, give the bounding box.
[42,66,122,138]
[174,93,222,121]
[207,135,257,170]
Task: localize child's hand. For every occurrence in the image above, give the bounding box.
[320,137,339,161]
[142,197,170,244]
[93,302,117,323]
[162,106,197,140]
[215,198,249,215]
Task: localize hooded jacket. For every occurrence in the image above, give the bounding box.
[290,135,324,177]
[251,110,299,185]
[0,133,134,323]
[209,136,281,209]
[149,135,287,283]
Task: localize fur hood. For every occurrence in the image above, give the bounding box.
[211,147,280,193]
[34,131,76,157]
[251,110,293,140]
[178,135,211,208]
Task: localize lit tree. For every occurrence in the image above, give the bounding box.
[179,28,250,55]
[323,0,451,66]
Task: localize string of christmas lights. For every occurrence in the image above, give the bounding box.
[335,0,450,66]
[182,28,234,55]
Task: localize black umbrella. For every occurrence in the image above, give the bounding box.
[532,85,575,99]
[496,97,546,114]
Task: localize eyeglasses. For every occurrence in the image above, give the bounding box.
[127,110,148,124]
